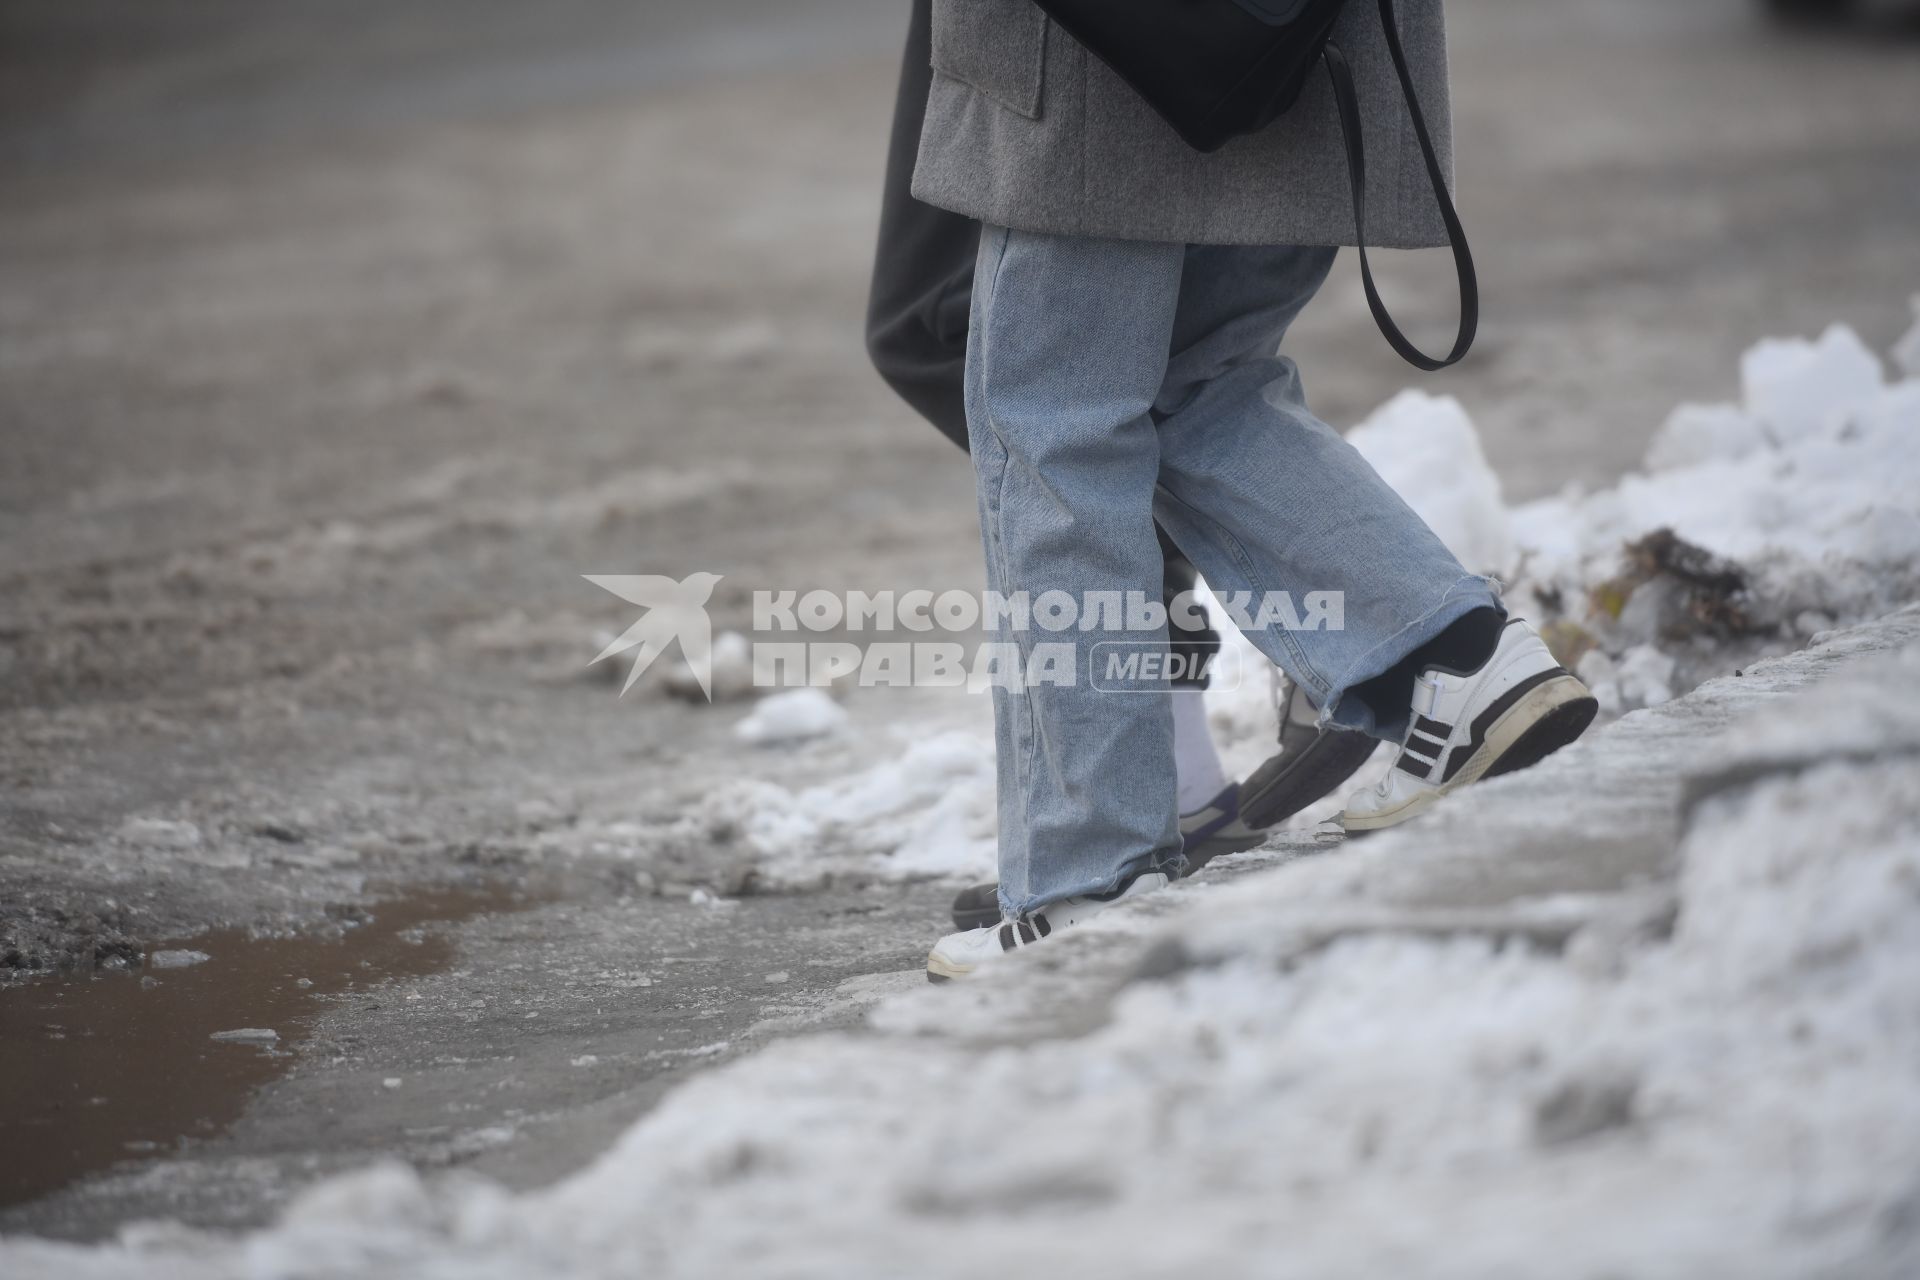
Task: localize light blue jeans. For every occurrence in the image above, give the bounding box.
[966,226,1500,918]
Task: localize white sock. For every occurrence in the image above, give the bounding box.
[1172,689,1229,814]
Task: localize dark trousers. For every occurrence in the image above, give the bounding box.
[863,0,1219,687]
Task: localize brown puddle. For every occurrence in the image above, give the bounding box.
[0,883,533,1210]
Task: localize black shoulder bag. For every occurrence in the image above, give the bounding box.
[1030,0,1477,372]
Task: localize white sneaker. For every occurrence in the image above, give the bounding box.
[1341,618,1597,832]
[925,871,1169,983]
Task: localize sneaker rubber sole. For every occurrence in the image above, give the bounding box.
[925,953,972,984]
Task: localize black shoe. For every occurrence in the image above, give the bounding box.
[945,683,1374,932]
[946,782,1266,931]
[949,881,1002,933]
[948,886,1006,936]
[1235,681,1378,830]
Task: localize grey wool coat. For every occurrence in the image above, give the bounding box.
[911,0,1456,248]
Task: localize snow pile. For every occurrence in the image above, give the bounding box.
[1739,322,1885,446]
[1197,312,1920,795]
[1640,401,1768,473]
[728,730,997,886]
[1345,390,1514,575]
[733,688,847,745]
[567,730,998,891]
[14,640,1916,1279]
[1337,318,1920,718]
[1512,322,1917,628]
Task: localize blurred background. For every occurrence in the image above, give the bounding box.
[6,0,1917,842]
[5,0,1917,661]
[2,0,1918,1244]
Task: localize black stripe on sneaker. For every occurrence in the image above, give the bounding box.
[1396,753,1431,778]
[1017,919,1036,945]
[999,923,1017,952]
[1414,714,1452,740]
[1440,666,1571,783]
[1033,913,1052,938]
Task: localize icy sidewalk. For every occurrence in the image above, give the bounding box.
[6,606,1917,1279]
[1187,601,1920,969]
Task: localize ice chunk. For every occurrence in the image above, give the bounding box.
[1642,403,1769,472]
[734,688,847,744]
[147,949,210,970]
[210,1028,278,1044]
[1740,323,1883,444]
[1346,391,1512,575]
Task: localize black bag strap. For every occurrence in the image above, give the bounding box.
[1323,0,1477,371]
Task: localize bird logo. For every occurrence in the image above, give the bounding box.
[584,572,724,698]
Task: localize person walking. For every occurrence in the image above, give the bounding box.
[908,0,1597,980]
[865,0,1380,933]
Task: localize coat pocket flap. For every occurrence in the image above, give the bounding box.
[930,0,1048,121]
